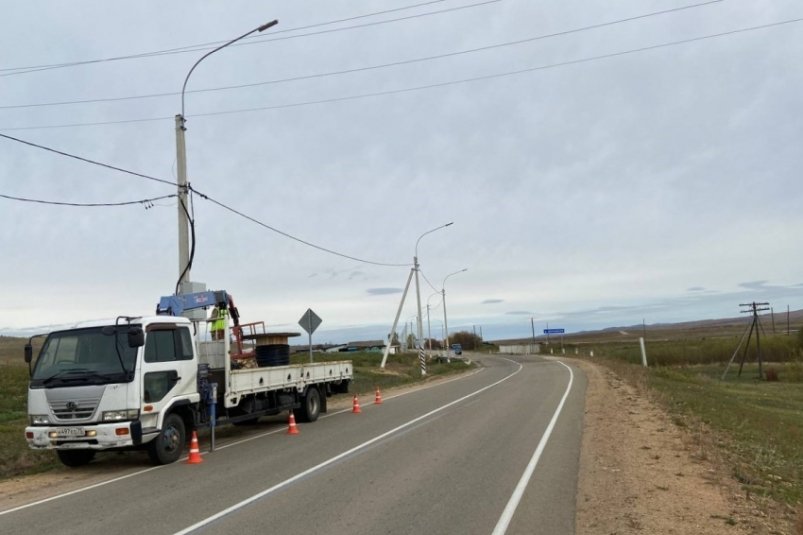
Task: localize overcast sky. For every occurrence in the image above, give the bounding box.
[2,0,803,343]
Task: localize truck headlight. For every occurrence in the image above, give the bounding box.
[102,409,140,422]
[30,414,50,425]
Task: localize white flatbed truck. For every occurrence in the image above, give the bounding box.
[24,312,352,466]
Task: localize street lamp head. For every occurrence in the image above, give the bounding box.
[258,20,279,32]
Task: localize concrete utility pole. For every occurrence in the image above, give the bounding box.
[175,19,278,291]
[426,291,440,357]
[380,268,415,369]
[413,223,453,375]
[175,115,190,287]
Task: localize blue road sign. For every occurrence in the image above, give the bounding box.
[543,328,565,334]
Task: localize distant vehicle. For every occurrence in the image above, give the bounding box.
[450,343,462,355]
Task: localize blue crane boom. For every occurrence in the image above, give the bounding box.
[156,290,229,317]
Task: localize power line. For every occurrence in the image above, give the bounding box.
[190,185,411,267]
[0,130,410,266]
[0,0,722,111]
[0,192,176,208]
[0,132,176,187]
[0,0,499,77]
[420,270,441,293]
[3,16,799,133]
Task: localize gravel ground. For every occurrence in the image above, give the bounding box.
[572,358,799,535]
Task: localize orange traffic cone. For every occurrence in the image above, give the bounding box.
[287,411,300,435]
[374,387,383,405]
[187,430,203,464]
[352,394,362,414]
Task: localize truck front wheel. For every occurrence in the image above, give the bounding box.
[147,413,186,465]
[57,449,96,467]
[297,386,321,423]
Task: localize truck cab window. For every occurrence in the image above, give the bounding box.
[144,328,194,363]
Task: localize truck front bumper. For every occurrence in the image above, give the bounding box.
[26,420,143,450]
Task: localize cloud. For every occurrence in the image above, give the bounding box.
[366,288,403,296]
[3,2,803,340]
[739,281,769,290]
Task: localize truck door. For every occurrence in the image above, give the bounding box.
[140,324,197,427]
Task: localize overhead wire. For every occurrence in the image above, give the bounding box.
[420,270,441,293]
[2,16,800,133]
[0,192,176,207]
[0,132,175,187]
[0,0,722,111]
[175,196,197,295]
[189,185,411,267]
[0,0,499,77]
[0,131,409,266]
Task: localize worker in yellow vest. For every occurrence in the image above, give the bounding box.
[209,305,228,341]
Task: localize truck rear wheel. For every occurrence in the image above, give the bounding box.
[57,449,96,467]
[147,413,186,465]
[297,386,321,423]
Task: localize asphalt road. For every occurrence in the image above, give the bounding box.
[0,354,587,534]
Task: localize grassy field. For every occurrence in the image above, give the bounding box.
[649,363,803,504]
[0,336,472,480]
[588,333,803,508]
[576,334,800,367]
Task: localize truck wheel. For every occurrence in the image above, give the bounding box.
[297,386,321,423]
[57,449,96,467]
[147,413,185,465]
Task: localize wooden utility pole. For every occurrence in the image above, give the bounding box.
[737,301,770,379]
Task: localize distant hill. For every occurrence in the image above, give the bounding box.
[491,309,803,346]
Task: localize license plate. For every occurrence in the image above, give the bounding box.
[56,427,85,437]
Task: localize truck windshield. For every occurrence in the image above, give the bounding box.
[30,326,138,387]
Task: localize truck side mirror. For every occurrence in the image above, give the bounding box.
[24,343,32,364]
[128,327,145,348]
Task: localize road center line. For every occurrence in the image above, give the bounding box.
[491,360,575,535]
[174,359,523,535]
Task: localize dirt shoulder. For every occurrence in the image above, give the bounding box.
[572,357,796,534]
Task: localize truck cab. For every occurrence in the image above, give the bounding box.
[25,317,200,466]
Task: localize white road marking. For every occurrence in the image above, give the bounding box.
[491,360,575,535]
[173,360,522,535]
[0,465,163,516]
[0,362,485,516]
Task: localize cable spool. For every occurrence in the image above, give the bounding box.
[255,344,290,367]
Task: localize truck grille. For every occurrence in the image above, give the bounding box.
[50,398,100,421]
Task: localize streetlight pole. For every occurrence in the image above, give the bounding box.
[175,19,278,292]
[426,291,441,358]
[413,222,453,375]
[442,268,467,357]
